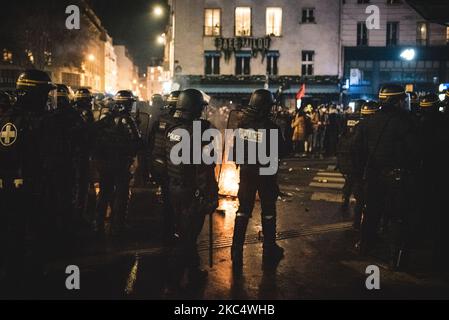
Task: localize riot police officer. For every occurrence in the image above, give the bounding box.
[48,85,88,236]
[149,90,181,243]
[337,107,361,213]
[231,89,285,270]
[351,101,380,229]
[94,90,142,235]
[152,94,165,110]
[338,101,380,226]
[354,85,419,270]
[0,90,13,117]
[73,88,95,224]
[416,94,447,268]
[0,69,58,290]
[164,89,218,291]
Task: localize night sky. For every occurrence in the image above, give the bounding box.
[89,0,168,72]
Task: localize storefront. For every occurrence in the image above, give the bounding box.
[343,46,449,100]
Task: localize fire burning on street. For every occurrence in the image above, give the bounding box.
[218,163,240,197]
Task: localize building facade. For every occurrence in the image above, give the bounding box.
[342,0,449,99]
[166,0,343,108]
[104,34,118,95]
[114,45,141,96]
[52,4,108,92]
[147,65,172,99]
[0,2,128,96]
[165,0,449,106]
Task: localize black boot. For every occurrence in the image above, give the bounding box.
[262,216,284,265]
[231,216,249,269]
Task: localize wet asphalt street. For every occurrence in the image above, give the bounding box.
[6,157,449,300]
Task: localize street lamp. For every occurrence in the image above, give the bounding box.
[400,48,416,61]
[157,33,166,45]
[153,5,163,17]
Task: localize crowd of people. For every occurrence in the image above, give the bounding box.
[1,68,449,296]
[0,70,143,293]
[274,103,352,158]
[0,68,285,295]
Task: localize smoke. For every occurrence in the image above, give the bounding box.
[204,97,234,130]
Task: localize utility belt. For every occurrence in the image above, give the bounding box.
[0,177,25,190]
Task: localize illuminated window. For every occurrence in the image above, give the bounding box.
[25,50,34,64]
[235,7,251,36]
[2,49,13,63]
[266,8,282,36]
[417,22,428,46]
[204,9,221,36]
[446,27,449,44]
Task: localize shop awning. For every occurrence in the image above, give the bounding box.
[193,83,340,95]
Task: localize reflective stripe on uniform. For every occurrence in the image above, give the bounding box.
[17,79,52,86]
[379,91,405,99]
[420,101,438,107]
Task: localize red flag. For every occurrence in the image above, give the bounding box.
[296,83,306,100]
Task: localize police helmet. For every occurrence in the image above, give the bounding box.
[114,90,136,111]
[74,88,94,109]
[419,93,440,111]
[175,89,208,118]
[246,89,274,117]
[16,69,56,93]
[16,70,56,110]
[360,101,379,117]
[56,84,72,108]
[166,90,181,109]
[378,84,406,107]
[151,94,165,110]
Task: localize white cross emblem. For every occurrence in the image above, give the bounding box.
[0,123,18,146]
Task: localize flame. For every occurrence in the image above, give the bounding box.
[218,163,240,197]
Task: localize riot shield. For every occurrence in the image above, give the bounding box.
[217,109,244,198]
